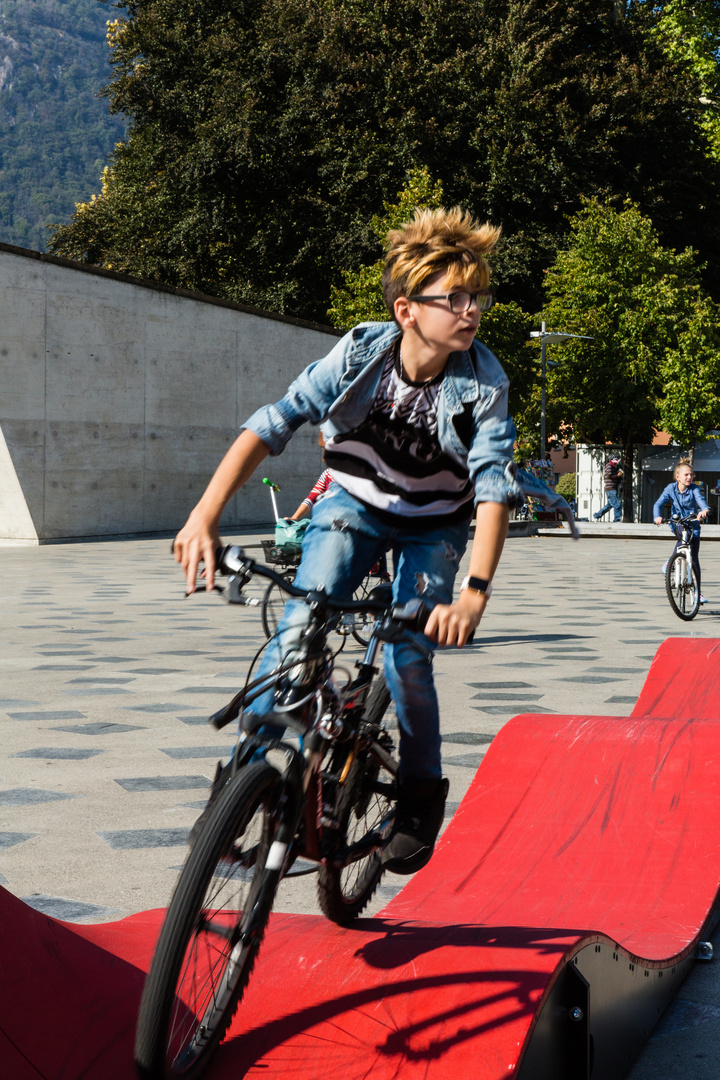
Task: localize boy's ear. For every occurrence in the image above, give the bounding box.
[394,296,414,329]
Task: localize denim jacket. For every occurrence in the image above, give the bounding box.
[653,482,709,537]
[244,321,523,506]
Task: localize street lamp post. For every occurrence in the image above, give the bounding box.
[529,323,594,461]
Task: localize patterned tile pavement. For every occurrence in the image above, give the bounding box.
[1,528,720,1076]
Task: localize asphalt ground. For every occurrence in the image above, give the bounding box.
[2,528,720,1077]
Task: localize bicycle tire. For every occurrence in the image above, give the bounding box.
[317,678,398,925]
[261,570,296,639]
[665,551,700,620]
[134,760,289,1080]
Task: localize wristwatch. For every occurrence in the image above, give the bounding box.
[460,575,492,598]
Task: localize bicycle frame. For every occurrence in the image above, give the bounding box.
[210,545,415,876]
[669,516,695,582]
[664,514,701,621]
[673,528,693,585]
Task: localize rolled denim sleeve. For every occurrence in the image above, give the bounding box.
[466,382,523,505]
[242,337,352,455]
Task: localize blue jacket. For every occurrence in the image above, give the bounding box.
[243,321,523,507]
[653,482,709,537]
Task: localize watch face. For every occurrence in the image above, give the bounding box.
[461,575,490,595]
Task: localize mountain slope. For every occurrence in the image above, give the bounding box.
[0,0,124,252]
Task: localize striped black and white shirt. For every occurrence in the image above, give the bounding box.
[324,345,474,526]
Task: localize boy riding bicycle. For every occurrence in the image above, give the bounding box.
[174,206,523,874]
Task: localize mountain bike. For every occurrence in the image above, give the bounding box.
[134,545,421,1080]
[664,513,701,621]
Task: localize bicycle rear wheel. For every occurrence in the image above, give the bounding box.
[261,570,296,639]
[665,551,700,620]
[134,761,290,1080]
[317,678,398,925]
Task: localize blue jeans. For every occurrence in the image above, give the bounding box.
[595,490,621,521]
[245,485,469,779]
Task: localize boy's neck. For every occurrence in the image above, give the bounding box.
[398,333,451,384]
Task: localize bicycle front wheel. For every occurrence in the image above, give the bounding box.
[318,678,398,925]
[261,570,296,639]
[665,551,700,620]
[134,761,290,1080]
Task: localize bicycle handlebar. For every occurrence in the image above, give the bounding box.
[662,514,702,525]
[216,544,430,633]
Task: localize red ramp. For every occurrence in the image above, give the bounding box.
[2,638,720,1079]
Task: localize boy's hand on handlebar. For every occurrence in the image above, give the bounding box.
[173,512,221,594]
[425,590,487,647]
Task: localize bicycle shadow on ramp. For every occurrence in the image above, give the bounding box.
[2,637,720,1080]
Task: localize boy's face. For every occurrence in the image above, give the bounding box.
[404,269,482,354]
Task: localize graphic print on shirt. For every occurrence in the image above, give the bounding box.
[325,347,473,524]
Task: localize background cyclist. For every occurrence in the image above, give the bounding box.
[653,459,710,604]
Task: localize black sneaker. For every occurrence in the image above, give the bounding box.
[188,760,234,849]
[383,776,449,875]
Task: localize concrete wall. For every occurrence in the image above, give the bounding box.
[0,245,342,543]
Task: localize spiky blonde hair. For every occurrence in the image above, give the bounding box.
[382,207,501,316]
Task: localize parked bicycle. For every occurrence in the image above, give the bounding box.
[663,513,701,620]
[134,545,422,1080]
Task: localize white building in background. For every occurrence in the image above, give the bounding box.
[575,440,720,524]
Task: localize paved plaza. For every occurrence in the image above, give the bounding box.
[2,528,720,1076]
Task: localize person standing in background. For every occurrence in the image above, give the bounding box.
[594,455,623,522]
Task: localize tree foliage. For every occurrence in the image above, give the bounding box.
[651,0,720,158]
[48,0,720,323]
[328,166,444,329]
[541,197,719,517]
[658,293,720,449]
[0,0,125,251]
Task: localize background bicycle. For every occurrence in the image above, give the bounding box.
[257,476,392,645]
[134,546,421,1080]
[663,513,701,620]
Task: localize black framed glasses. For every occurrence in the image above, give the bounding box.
[407,289,494,314]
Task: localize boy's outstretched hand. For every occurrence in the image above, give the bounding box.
[174,511,221,595]
[172,429,271,595]
[424,589,487,647]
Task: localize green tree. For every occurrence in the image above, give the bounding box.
[658,294,720,460]
[48,0,720,322]
[328,166,444,329]
[556,471,576,499]
[541,198,715,520]
[651,1,720,159]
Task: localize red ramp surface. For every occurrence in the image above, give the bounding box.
[2,638,720,1079]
